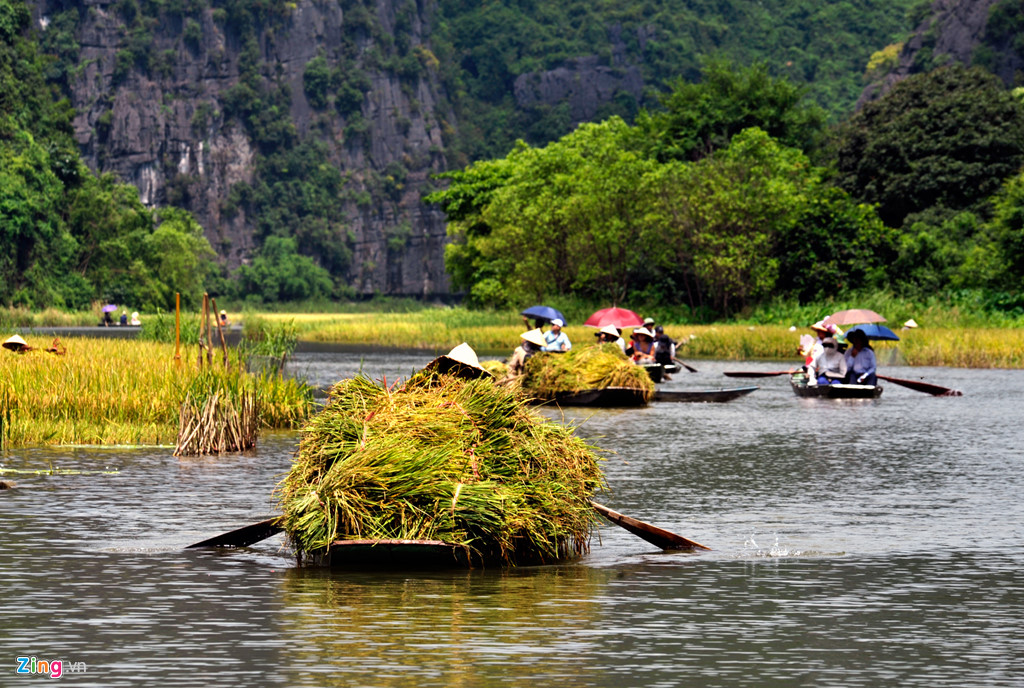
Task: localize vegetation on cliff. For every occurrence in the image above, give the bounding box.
[1,0,216,310]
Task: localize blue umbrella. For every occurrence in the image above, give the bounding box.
[520,305,566,324]
[846,323,900,341]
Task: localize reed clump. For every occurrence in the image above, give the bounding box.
[0,336,314,448]
[519,344,655,401]
[277,372,606,566]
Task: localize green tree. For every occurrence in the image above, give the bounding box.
[635,59,828,162]
[831,64,1024,228]
[234,235,334,303]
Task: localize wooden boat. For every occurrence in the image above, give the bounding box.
[310,539,474,569]
[639,362,681,383]
[653,386,758,403]
[790,378,882,399]
[534,386,650,407]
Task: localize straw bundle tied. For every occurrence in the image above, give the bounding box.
[175,370,260,455]
[521,344,654,400]
[278,371,606,565]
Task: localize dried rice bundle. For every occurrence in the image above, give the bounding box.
[520,344,655,400]
[277,372,605,565]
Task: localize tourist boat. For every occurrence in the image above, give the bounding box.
[790,377,882,399]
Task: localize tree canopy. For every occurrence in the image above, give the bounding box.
[831,64,1024,228]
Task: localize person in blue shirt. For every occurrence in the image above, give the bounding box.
[844,329,877,385]
[542,318,571,352]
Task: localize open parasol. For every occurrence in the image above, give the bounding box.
[520,305,566,325]
[583,307,644,329]
[823,309,886,327]
[846,324,900,341]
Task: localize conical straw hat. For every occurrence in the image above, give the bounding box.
[2,334,27,351]
[521,329,546,347]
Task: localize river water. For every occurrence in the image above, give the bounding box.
[2,350,1021,687]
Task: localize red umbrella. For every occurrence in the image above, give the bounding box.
[823,308,886,327]
[584,307,644,329]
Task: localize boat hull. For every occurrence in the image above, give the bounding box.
[653,386,758,403]
[309,539,474,569]
[790,380,882,399]
[535,386,650,407]
[640,363,681,383]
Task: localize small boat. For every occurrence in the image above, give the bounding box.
[790,378,882,399]
[653,386,758,403]
[532,386,650,407]
[639,362,681,382]
[310,539,474,569]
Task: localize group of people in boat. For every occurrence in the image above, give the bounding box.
[508,315,680,379]
[802,320,877,386]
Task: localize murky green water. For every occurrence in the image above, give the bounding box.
[1,352,1021,686]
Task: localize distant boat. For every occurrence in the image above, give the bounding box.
[790,378,882,399]
[653,386,758,403]
[530,385,757,407]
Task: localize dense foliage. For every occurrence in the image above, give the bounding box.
[431,0,918,159]
[831,65,1024,228]
[0,0,215,310]
[432,61,1024,318]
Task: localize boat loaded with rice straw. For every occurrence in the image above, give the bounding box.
[486,343,655,406]
[276,360,608,567]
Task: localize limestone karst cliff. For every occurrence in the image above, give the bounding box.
[33,0,455,296]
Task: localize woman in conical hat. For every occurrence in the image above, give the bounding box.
[2,334,29,352]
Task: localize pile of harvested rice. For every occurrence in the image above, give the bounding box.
[277,370,606,565]
[520,344,654,401]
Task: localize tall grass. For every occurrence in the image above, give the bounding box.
[0,336,315,448]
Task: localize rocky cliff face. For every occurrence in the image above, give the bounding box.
[858,0,1013,107]
[32,0,455,296]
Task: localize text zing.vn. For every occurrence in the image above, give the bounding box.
[16,657,87,679]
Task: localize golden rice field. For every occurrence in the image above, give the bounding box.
[0,336,314,448]
[257,311,1024,368]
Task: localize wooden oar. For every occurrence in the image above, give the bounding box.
[590,501,710,551]
[673,358,698,373]
[186,517,283,548]
[188,505,711,552]
[877,374,962,397]
[723,370,795,378]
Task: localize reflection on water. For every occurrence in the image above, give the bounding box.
[1,353,1022,687]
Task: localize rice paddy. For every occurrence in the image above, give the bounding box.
[0,336,315,448]
[278,372,606,566]
[254,311,1024,368]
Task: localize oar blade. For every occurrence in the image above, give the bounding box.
[877,374,962,397]
[187,517,284,548]
[591,501,710,551]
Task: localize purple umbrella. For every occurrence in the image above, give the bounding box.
[101,304,118,313]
